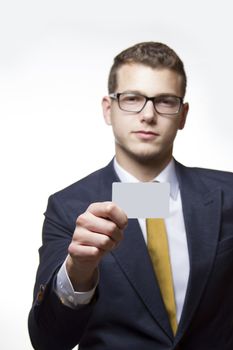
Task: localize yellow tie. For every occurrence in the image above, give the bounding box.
[146,218,178,335]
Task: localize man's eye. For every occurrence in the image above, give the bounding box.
[156,97,177,106]
[124,95,142,103]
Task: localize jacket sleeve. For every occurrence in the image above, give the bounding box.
[28,194,95,350]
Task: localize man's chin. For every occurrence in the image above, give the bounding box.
[127,149,165,165]
[116,143,171,165]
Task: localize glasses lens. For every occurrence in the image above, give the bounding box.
[155,96,181,115]
[119,94,146,112]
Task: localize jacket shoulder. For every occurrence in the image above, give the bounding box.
[176,161,233,191]
[46,159,117,216]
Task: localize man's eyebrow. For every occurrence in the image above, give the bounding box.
[119,91,180,98]
[120,90,143,95]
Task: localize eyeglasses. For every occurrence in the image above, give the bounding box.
[109,92,183,116]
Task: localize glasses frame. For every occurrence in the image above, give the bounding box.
[109,92,184,116]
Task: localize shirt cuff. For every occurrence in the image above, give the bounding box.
[55,257,98,308]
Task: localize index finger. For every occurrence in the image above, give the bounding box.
[87,202,128,229]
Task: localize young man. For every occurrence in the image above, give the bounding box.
[28,42,233,350]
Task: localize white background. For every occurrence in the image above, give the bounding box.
[1,1,233,349]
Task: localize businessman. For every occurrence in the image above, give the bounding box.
[28,42,233,350]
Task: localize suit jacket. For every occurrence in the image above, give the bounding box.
[28,159,233,350]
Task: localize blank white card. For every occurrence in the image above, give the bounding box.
[112,182,170,218]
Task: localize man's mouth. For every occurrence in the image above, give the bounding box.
[133,130,160,139]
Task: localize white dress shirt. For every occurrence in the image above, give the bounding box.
[56,158,190,322]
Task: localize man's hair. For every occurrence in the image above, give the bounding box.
[108,42,187,96]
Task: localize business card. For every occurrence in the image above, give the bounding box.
[112,182,170,218]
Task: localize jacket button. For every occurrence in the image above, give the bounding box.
[36,284,46,303]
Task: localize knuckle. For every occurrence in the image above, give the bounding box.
[87,202,98,211]
[118,212,128,229]
[105,202,116,215]
[89,246,100,259]
[106,221,117,235]
[68,242,77,256]
[101,235,115,251]
[100,235,110,249]
[76,213,87,226]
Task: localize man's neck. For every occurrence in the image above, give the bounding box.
[115,152,173,182]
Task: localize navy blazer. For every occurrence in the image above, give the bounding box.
[28,160,233,350]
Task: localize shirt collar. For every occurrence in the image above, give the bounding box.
[113,157,179,200]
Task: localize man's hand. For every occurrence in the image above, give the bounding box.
[66,202,128,292]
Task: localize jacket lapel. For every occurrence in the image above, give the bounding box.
[112,219,174,339]
[175,162,222,339]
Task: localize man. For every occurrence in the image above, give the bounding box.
[28,42,233,350]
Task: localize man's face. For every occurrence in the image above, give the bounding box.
[102,63,188,166]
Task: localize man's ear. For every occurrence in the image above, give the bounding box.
[102,96,112,125]
[178,102,189,130]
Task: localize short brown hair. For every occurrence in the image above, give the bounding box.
[108,42,187,96]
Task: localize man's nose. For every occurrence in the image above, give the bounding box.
[140,100,156,122]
